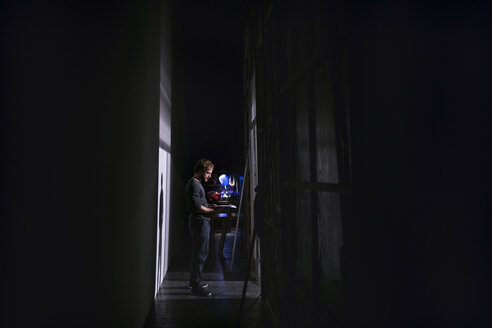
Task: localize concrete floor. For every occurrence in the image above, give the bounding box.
[144,232,267,328]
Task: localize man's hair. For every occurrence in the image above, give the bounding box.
[193,158,214,174]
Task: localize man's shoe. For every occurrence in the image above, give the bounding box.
[191,287,212,297]
[189,283,208,289]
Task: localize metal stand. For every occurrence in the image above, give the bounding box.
[230,157,248,271]
[236,225,259,328]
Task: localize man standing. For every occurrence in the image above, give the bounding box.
[185,158,218,296]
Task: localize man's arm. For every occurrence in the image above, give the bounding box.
[199,205,214,213]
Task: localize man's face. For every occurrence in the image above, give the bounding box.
[202,168,213,183]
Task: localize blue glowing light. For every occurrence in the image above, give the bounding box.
[219,174,229,186]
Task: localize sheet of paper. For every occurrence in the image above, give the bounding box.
[218,204,237,208]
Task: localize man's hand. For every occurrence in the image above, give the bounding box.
[209,203,227,213]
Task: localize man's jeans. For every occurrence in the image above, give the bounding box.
[189,218,210,290]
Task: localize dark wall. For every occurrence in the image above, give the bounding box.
[168,0,191,262]
[1,0,165,326]
[244,0,490,327]
[244,1,351,325]
[345,2,490,327]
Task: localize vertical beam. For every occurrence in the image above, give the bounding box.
[280,87,297,326]
[307,75,322,308]
[230,157,249,271]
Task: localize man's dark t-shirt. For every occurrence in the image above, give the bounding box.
[185,178,209,221]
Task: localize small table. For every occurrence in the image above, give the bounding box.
[209,210,244,261]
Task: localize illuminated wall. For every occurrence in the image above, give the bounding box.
[156,149,170,295]
[155,0,172,296]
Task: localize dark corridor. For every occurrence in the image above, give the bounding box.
[1,0,490,327]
